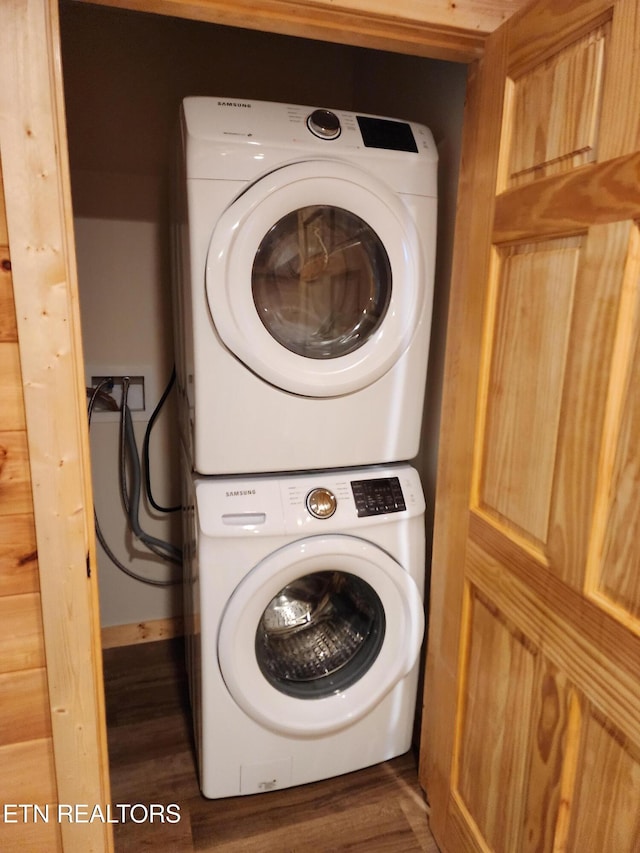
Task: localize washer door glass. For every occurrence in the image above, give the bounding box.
[252,206,391,360]
[255,570,385,698]
[217,535,424,737]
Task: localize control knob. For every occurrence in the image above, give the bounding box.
[306,487,337,519]
[306,109,341,140]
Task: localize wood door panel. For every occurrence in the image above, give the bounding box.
[466,534,640,741]
[477,221,634,588]
[598,415,640,621]
[568,708,640,851]
[504,23,608,187]
[461,544,640,852]
[456,612,588,853]
[597,0,640,158]
[478,236,580,546]
[591,229,640,625]
[546,221,635,589]
[506,0,613,73]
[455,589,537,853]
[521,663,579,853]
[452,583,640,853]
[505,0,640,176]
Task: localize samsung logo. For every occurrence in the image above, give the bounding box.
[225,489,256,497]
[218,101,251,108]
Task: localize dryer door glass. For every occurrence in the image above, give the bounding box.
[252,206,392,359]
[255,570,385,699]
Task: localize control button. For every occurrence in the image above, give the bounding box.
[307,109,341,140]
[306,487,337,519]
[350,476,406,517]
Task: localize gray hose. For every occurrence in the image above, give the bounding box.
[88,379,181,586]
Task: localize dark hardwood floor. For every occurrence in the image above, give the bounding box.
[103,639,440,852]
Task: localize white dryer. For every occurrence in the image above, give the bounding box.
[182,463,425,798]
[173,96,438,475]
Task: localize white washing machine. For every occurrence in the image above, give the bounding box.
[173,96,438,475]
[182,463,425,798]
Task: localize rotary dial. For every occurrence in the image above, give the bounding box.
[306,487,337,519]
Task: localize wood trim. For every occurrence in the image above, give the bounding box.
[468,512,640,736]
[418,21,510,843]
[506,0,614,77]
[493,152,640,243]
[0,2,112,850]
[72,0,501,62]
[101,616,185,649]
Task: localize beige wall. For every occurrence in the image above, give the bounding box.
[60,1,466,628]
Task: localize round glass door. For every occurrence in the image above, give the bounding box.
[217,535,424,737]
[255,570,385,699]
[252,206,391,359]
[206,161,424,397]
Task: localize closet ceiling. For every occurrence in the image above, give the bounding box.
[72,0,531,62]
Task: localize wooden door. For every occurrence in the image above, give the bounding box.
[420,0,640,850]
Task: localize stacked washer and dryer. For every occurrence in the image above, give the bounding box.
[172,97,438,798]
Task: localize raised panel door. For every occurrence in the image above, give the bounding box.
[421,1,640,850]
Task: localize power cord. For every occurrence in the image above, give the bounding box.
[142,366,180,514]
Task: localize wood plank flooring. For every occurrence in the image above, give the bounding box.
[103,639,440,852]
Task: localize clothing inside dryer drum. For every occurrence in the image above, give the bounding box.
[252,206,392,359]
[255,571,386,699]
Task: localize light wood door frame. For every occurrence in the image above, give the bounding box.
[71,0,520,63]
[0,2,111,850]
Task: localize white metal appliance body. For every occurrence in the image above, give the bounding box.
[182,463,426,798]
[173,96,438,474]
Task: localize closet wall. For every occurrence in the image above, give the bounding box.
[59,1,467,632]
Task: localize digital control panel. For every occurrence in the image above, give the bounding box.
[356,116,418,153]
[199,464,424,536]
[303,107,419,153]
[350,477,406,517]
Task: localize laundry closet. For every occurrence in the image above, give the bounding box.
[59,1,467,637]
[6,0,638,849]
